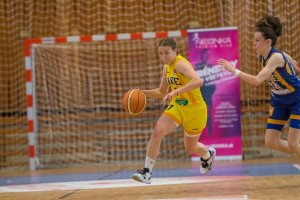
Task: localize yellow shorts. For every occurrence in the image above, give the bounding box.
[163,101,207,136]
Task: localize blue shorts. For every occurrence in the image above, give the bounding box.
[267,101,300,131]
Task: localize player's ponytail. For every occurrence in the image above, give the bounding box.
[255,15,283,47]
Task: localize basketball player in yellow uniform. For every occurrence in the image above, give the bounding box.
[132,38,216,184]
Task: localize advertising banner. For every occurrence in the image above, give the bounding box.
[188,27,242,160]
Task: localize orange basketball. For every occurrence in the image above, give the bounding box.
[123,89,146,115]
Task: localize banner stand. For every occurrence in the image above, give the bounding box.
[188,27,243,160]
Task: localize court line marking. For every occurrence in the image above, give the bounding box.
[0,176,248,193]
[150,195,249,200]
[292,164,300,170]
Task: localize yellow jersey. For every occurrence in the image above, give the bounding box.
[165,55,205,105]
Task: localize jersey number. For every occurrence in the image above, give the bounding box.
[167,104,174,110]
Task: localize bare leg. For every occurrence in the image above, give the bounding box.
[183,134,208,156]
[132,115,178,184]
[265,129,293,154]
[287,127,300,157]
[146,114,178,160]
[183,132,216,174]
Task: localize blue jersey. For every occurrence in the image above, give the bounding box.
[260,48,300,106]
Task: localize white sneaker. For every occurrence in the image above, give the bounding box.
[200,147,216,174]
[132,168,151,184]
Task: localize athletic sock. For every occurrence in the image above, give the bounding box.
[144,156,155,172]
[202,150,210,160]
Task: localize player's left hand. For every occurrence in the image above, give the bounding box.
[163,91,177,105]
[217,58,236,73]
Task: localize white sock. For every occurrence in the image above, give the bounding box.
[202,150,210,160]
[144,156,155,172]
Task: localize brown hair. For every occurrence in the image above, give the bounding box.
[255,15,283,47]
[158,38,177,50]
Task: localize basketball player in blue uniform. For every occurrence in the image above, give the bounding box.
[217,15,300,158]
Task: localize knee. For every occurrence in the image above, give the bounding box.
[265,135,276,148]
[288,142,299,152]
[265,137,273,148]
[151,126,165,139]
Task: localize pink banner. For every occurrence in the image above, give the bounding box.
[188,27,242,160]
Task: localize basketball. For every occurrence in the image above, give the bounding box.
[123,89,147,115]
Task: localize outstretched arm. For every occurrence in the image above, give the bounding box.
[217,53,284,86]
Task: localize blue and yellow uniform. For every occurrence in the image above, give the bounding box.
[163,55,207,136]
[260,48,300,130]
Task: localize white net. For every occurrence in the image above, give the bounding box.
[32,39,189,168]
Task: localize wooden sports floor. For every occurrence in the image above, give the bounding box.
[0,157,299,200]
